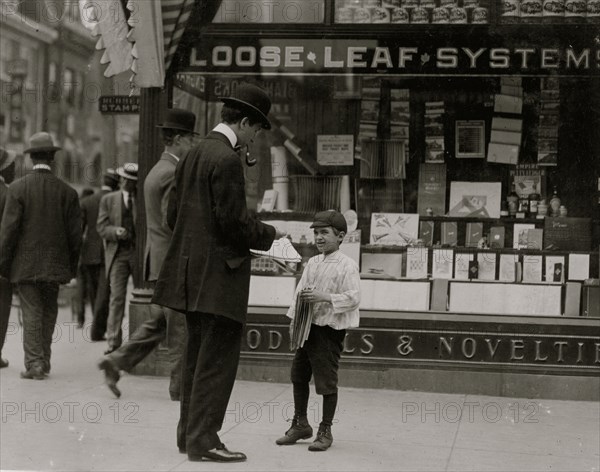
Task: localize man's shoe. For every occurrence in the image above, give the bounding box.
[0,358,8,368]
[98,358,121,398]
[189,444,246,462]
[308,425,333,451]
[20,366,45,380]
[275,416,313,445]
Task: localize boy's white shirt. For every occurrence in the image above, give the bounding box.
[286,250,361,330]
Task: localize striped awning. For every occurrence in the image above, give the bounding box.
[83,0,196,87]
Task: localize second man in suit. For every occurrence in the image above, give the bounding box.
[97,164,138,355]
[80,169,120,341]
[98,109,197,399]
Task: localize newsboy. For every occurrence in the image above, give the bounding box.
[153,83,286,463]
[0,132,82,380]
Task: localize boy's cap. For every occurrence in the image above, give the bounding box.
[310,210,347,233]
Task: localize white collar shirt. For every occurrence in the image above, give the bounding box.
[213,123,237,148]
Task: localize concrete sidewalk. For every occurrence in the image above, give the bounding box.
[1,305,599,472]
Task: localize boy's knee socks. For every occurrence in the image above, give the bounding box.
[321,391,338,427]
[293,382,310,418]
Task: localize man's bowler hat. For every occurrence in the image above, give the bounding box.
[220,83,272,130]
[0,148,17,171]
[310,210,348,234]
[116,163,138,181]
[156,108,198,135]
[24,132,62,154]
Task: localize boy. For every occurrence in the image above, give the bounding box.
[276,210,360,452]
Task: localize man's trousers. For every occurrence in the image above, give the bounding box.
[178,313,243,455]
[16,282,59,372]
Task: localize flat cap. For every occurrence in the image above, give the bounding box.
[310,210,347,233]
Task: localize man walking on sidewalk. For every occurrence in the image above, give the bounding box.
[153,83,285,463]
[98,109,197,400]
[97,163,138,355]
[0,132,82,380]
[0,148,17,369]
[80,169,119,341]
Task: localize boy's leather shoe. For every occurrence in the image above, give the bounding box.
[20,365,45,380]
[275,416,313,445]
[188,444,246,462]
[98,358,121,398]
[308,425,333,451]
[0,358,8,368]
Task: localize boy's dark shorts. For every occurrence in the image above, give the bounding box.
[291,324,346,395]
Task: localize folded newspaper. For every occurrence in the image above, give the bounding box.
[250,237,302,262]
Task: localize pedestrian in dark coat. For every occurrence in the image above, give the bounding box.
[153,83,285,463]
[99,109,196,400]
[80,169,119,341]
[0,132,82,380]
[0,148,17,369]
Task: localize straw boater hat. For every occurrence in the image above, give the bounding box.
[116,163,138,181]
[220,83,272,130]
[24,132,62,154]
[0,148,17,171]
[156,108,198,135]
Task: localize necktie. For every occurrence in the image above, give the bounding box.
[127,193,133,210]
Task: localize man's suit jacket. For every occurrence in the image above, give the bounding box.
[0,179,7,217]
[80,190,109,266]
[97,190,137,275]
[143,152,177,282]
[0,169,82,284]
[153,131,276,324]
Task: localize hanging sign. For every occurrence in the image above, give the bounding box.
[99,96,140,114]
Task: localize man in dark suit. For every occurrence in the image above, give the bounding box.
[97,163,138,355]
[80,169,120,341]
[153,84,285,462]
[99,109,196,400]
[0,148,17,368]
[0,132,82,380]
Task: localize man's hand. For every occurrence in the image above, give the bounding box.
[299,288,331,304]
[115,227,129,240]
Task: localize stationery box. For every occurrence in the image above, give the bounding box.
[468,260,479,279]
[564,282,582,317]
[582,281,600,317]
[487,142,519,165]
[430,278,449,311]
[489,226,505,248]
[494,94,523,114]
[441,221,458,246]
[491,117,523,132]
[419,221,434,246]
[465,222,483,247]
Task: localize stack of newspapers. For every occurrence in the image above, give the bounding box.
[290,296,313,351]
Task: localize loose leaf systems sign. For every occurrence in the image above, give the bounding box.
[185,38,600,76]
[99,96,140,114]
